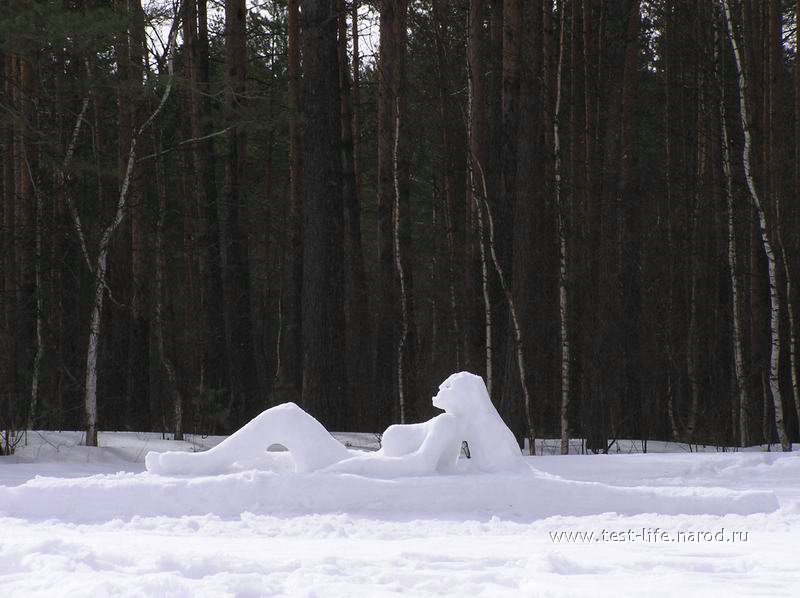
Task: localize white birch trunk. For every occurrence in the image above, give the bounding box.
[553,2,570,455]
[719,57,749,447]
[722,0,791,451]
[393,98,409,424]
[64,68,94,273]
[474,160,534,452]
[83,20,179,446]
[476,206,492,397]
[781,252,800,434]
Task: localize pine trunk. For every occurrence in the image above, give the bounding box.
[277,0,304,403]
[467,0,492,392]
[300,0,347,429]
[338,0,370,428]
[554,0,570,455]
[223,0,260,424]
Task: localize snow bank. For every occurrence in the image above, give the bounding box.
[1,430,796,597]
[0,467,778,524]
[145,372,527,477]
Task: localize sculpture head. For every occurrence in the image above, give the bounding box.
[431,371,524,471]
[432,371,490,416]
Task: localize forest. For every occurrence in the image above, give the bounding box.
[0,0,798,454]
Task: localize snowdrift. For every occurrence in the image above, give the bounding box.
[1,425,796,597]
[0,467,779,524]
[1,372,784,524]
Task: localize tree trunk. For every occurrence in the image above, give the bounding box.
[768,0,798,444]
[83,16,178,446]
[277,0,304,404]
[1,54,14,429]
[28,139,43,432]
[376,0,414,424]
[793,0,800,433]
[467,0,491,392]
[14,46,35,429]
[118,0,150,431]
[620,0,642,442]
[338,0,370,428]
[151,126,183,441]
[300,0,347,429]
[351,0,362,187]
[431,0,462,373]
[499,0,520,279]
[685,48,705,442]
[474,161,532,452]
[502,0,543,449]
[588,0,635,452]
[376,0,396,426]
[722,0,791,451]
[223,0,260,424]
[718,30,750,448]
[392,98,409,424]
[554,0,570,455]
[188,0,228,407]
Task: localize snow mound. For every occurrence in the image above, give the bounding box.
[0,468,778,524]
[146,372,527,477]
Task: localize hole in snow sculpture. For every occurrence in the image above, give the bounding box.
[145,372,527,477]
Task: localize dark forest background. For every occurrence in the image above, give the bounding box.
[1,0,799,453]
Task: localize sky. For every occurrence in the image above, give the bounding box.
[142,0,381,68]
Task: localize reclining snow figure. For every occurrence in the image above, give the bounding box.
[145,371,526,477]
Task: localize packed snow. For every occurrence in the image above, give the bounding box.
[145,372,527,477]
[1,374,799,596]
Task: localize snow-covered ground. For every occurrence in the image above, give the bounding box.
[1,430,799,596]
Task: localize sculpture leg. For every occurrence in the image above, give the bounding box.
[145,402,351,475]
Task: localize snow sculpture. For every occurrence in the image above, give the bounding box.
[146,402,351,475]
[145,371,525,477]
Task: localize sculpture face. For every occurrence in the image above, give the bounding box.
[432,372,484,416]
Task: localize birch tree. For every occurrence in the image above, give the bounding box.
[793,0,800,430]
[393,98,409,423]
[718,32,749,448]
[82,14,180,447]
[721,0,791,451]
[553,0,570,455]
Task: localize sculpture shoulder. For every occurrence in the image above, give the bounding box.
[428,412,460,427]
[422,413,464,440]
[381,414,460,457]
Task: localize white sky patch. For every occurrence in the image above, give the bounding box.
[142,0,380,70]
